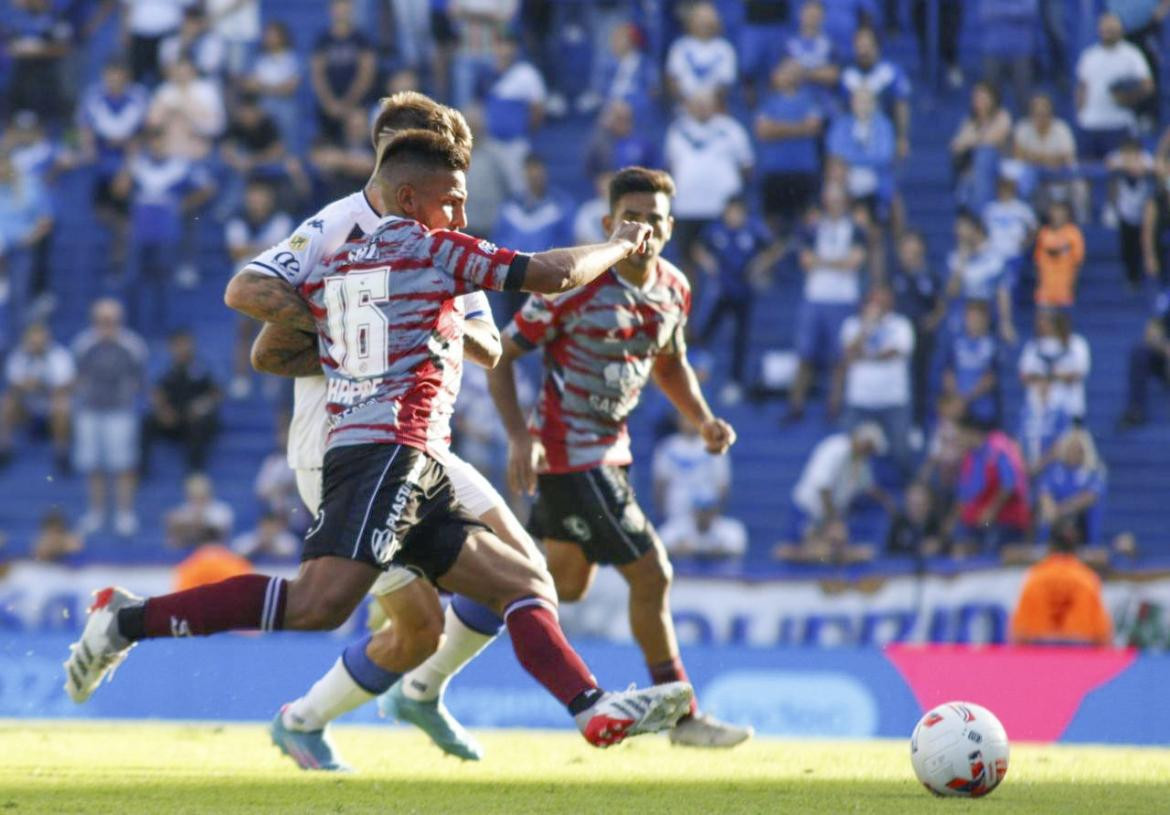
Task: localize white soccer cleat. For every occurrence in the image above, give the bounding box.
[63,586,140,703]
[669,712,754,748]
[575,682,693,748]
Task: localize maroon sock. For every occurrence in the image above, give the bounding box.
[504,597,597,707]
[649,656,698,717]
[127,575,287,640]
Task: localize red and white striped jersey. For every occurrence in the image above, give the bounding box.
[505,260,691,473]
[293,214,523,459]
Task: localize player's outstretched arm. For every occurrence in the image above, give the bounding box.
[520,221,651,295]
[250,323,322,377]
[224,271,316,333]
[652,353,736,455]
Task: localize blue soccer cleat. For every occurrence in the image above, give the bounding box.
[269,707,352,771]
[377,680,483,761]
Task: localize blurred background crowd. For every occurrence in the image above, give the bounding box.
[0,0,1168,589]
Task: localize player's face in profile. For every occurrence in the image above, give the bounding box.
[403,169,468,232]
[603,191,673,265]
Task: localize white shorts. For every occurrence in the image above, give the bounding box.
[294,452,506,598]
[74,410,139,473]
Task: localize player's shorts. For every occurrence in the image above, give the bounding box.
[303,443,489,583]
[294,467,323,516]
[528,465,658,566]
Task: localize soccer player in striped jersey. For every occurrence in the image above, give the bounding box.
[488,167,753,748]
[65,103,692,754]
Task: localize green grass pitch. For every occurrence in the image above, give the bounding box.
[3,721,1170,814]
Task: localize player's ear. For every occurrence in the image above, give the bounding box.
[395,183,416,218]
[601,213,614,238]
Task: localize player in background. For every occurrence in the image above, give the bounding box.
[488,167,753,748]
[65,124,693,752]
[245,96,538,768]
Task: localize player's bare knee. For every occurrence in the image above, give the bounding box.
[553,571,589,603]
[630,552,672,599]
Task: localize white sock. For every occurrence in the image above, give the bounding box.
[401,604,496,702]
[282,658,374,731]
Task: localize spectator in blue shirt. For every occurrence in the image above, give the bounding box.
[0,150,53,342]
[784,0,840,101]
[484,33,548,194]
[693,197,783,403]
[892,230,944,424]
[755,58,824,236]
[980,0,1037,110]
[822,0,879,57]
[309,0,377,144]
[827,87,897,226]
[78,60,150,278]
[590,21,658,121]
[492,154,573,254]
[111,128,215,336]
[841,27,911,159]
[4,0,73,125]
[737,0,790,95]
[584,100,658,182]
[942,299,1002,427]
[944,210,1017,344]
[1036,428,1107,545]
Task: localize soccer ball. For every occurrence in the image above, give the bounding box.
[910,701,1010,798]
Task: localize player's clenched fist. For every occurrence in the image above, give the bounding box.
[699,418,736,455]
[608,220,653,255]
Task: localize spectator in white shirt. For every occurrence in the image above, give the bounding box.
[1013,92,1086,218]
[232,511,299,560]
[1075,12,1153,159]
[165,472,234,549]
[205,0,260,76]
[0,322,74,470]
[573,171,612,246]
[983,174,1037,286]
[241,21,302,149]
[121,0,194,85]
[660,495,747,560]
[147,56,226,160]
[1020,309,1091,421]
[665,2,736,104]
[664,89,753,275]
[834,286,916,476]
[787,183,867,420]
[653,416,731,524]
[774,423,892,563]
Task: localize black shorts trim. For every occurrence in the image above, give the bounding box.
[303,443,483,583]
[527,466,658,565]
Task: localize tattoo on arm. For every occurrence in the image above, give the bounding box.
[226,272,316,333]
[251,323,322,377]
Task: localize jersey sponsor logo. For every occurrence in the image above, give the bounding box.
[563,515,592,541]
[476,239,498,255]
[308,218,325,232]
[326,376,385,406]
[288,234,310,251]
[370,455,427,564]
[273,251,300,276]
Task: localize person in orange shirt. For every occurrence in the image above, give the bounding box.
[1010,521,1112,646]
[173,544,253,592]
[1033,201,1085,308]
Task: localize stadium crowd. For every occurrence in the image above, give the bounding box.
[0,0,1168,575]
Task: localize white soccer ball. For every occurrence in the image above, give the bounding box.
[910,701,1010,798]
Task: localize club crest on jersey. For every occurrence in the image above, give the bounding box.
[288,234,310,251]
[563,515,592,541]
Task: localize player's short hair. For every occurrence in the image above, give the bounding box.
[376,129,470,178]
[608,166,675,212]
[369,92,472,154]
